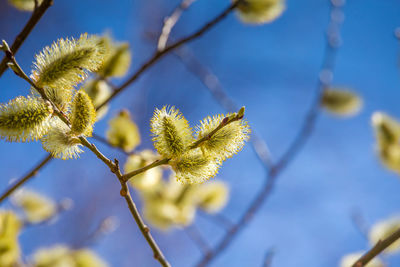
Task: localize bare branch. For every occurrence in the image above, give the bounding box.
[351,227,400,267]
[184,225,211,255]
[0,0,53,77]
[0,154,53,204]
[157,0,197,51]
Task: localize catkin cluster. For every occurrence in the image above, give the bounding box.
[150,106,250,184]
[103,113,231,230]
[0,33,133,160]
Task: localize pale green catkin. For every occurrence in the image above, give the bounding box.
[196,114,250,161]
[41,119,83,160]
[32,34,106,91]
[70,90,96,136]
[0,96,53,142]
[150,106,194,158]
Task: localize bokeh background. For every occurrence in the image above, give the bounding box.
[1,0,400,266]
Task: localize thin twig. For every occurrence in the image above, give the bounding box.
[195,0,345,265]
[0,154,53,204]
[0,0,53,77]
[198,211,234,229]
[173,45,273,168]
[351,227,400,267]
[351,209,369,241]
[263,248,275,267]
[157,0,197,51]
[96,1,241,111]
[184,225,211,255]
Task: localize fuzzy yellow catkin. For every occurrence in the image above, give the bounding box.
[371,112,400,174]
[321,88,363,117]
[8,0,43,11]
[369,216,400,254]
[339,251,384,267]
[106,110,140,152]
[72,249,109,267]
[151,106,194,158]
[170,148,221,184]
[32,246,76,267]
[124,150,162,191]
[31,34,106,91]
[0,96,53,142]
[31,86,73,113]
[12,189,56,224]
[97,36,131,78]
[234,0,285,25]
[0,211,22,267]
[82,80,111,120]
[197,181,229,213]
[41,119,83,160]
[196,113,250,161]
[372,112,400,149]
[143,198,196,231]
[141,177,198,230]
[70,90,96,136]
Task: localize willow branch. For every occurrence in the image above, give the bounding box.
[351,227,400,267]
[157,0,197,51]
[0,153,53,204]
[195,0,345,265]
[123,107,246,182]
[1,46,171,267]
[0,0,53,77]
[96,0,240,111]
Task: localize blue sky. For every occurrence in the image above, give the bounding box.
[1,0,400,266]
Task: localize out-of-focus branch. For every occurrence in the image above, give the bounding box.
[173,45,273,168]
[195,0,346,265]
[351,227,400,267]
[262,248,275,267]
[96,1,241,111]
[0,153,53,204]
[157,0,197,51]
[0,0,53,77]
[184,225,211,255]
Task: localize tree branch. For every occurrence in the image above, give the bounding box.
[1,45,171,267]
[0,0,53,77]
[0,153,53,204]
[351,227,400,267]
[184,224,211,255]
[96,0,240,111]
[157,0,198,51]
[195,0,345,265]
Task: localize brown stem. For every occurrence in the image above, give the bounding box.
[121,182,171,267]
[0,0,53,77]
[0,153,53,204]
[351,227,400,267]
